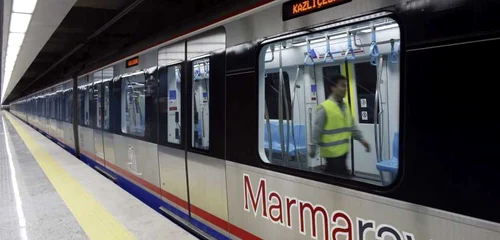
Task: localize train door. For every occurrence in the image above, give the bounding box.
[49,87,56,137]
[101,68,116,172]
[63,81,75,152]
[55,84,64,143]
[157,28,229,239]
[157,41,191,221]
[93,71,106,166]
[117,62,160,193]
[77,75,95,165]
[341,59,399,184]
[186,28,229,238]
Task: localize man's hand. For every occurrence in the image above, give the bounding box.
[361,139,370,152]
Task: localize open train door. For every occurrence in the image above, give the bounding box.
[341,31,401,186]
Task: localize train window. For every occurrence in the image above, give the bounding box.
[167,64,182,144]
[192,58,210,150]
[258,17,401,186]
[77,84,86,126]
[59,91,62,120]
[121,71,146,137]
[94,71,103,129]
[67,89,73,123]
[50,93,54,119]
[46,93,49,118]
[265,72,292,120]
[104,83,110,130]
[53,92,56,119]
[85,84,91,126]
[63,91,66,121]
[60,90,64,121]
[43,94,47,118]
[103,68,113,130]
[51,92,55,119]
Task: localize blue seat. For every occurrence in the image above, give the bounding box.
[264,120,307,158]
[376,132,399,174]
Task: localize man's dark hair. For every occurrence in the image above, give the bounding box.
[328,74,347,87]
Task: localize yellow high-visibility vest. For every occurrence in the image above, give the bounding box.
[318,99,352,158]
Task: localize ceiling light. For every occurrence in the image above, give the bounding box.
[13,0,38,14]
[6,54,18,64]
[5,63,14,72]
[7,46,20,56]
[5,58,15,67]
[8,33,25,46]
[10,13,31,33]
[4,72,12,82]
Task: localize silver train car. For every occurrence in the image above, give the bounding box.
[10,0,500,239]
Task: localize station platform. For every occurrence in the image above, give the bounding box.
[0,111,198,240]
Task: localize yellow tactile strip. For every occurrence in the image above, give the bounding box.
[5,113,136,240]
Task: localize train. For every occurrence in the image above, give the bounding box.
[9,0,500,239]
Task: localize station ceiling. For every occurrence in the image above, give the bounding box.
[3,0,266,103]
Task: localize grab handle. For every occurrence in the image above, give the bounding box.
[304,38,316,66]
[344,31,355,61]
[389,39,399,63]
[370,25,380,66]
[323,35,335,63]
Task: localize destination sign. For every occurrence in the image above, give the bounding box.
[282,0,352,21]
[126,56,139,68]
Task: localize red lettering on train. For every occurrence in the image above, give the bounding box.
[299,201,330,240]
[268,191,284,224]
[243,174,268,218]
[285,197,297,229]
[242,174,422,240]
[331,211,353,240]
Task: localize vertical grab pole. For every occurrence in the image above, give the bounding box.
[378,60,385,161]
[278,42,287,162]
[265,103,273,163]
[290,66,301,164]
[374,55,385,184]
[283,68,291,164]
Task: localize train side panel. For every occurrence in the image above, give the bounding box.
[225,162,500,240]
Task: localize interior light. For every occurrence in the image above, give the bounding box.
[189,54,211,61]
[10,13,31,33]
[8,33,25,46]
[293,34,346,46]
[361,23,399,33]
[7,46,20,56]
[13,0,38,14]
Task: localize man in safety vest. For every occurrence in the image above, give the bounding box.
[309,74,370,176]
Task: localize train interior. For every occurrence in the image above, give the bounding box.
[121,71,146,137]
[192,57,210,150]
[166,64,182,145]
[259,17,401,186]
